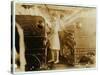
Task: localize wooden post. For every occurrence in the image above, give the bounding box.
[16,23,26,71]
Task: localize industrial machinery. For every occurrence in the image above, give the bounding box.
[16,15,47,71]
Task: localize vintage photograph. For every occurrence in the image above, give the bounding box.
[11,2,96,72]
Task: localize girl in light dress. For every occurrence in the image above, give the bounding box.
[48,15,61,64]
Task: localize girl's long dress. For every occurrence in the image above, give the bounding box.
[49,21,60,50]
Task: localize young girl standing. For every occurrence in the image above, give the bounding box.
[48,14,61,64]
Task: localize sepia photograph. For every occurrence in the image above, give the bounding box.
[11,1,96,73]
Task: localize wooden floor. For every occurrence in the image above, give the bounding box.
[15,63,95,72]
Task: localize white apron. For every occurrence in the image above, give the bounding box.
[49,20,60,50]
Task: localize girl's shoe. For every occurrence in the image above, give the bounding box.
[48,59,54,63]
[54,60,59,64]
